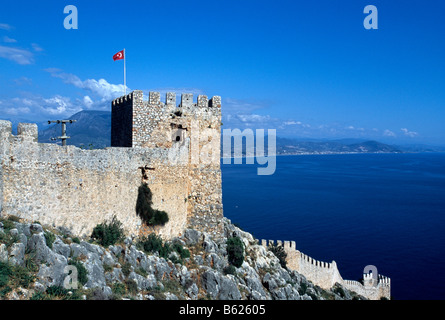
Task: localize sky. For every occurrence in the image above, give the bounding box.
[0,0,444,145]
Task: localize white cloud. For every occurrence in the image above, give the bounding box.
[0,94,83,120]
[236,114,272,123]
[0,45,34,64]
[46,69,127,102]
[401,128,418,138]
[283,121,302,126]
[383,129,396,137]
[31,43,44,52]
[83,95,94,109]
[3,36,17,43]
[0,23,13,31]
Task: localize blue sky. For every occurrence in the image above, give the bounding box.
[0,0,444,145]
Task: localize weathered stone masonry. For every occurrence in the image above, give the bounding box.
[0,90,223,240]
[260,239,391,300]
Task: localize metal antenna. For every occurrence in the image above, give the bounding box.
[48,119,77,146]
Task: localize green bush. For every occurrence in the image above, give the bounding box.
[125,279,138,294]
[44,232,56,249]
[91,216,125,246]
[173,243,190,260]
[0,262,12,288]
[268,243,287,269]
[137,234,190,263]
[121,262,132,277]
[226,236,244,268]
[223,265,236,275]
[136,183,169,226]
[137,234,163,254]
[1,219,15,231]
[112,282,126,296]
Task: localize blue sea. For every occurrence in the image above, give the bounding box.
[221,153,445,300]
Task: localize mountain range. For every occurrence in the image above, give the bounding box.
[37,110,444,154]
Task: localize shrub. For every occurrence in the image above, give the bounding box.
[173,243,190,260]
[226,236,244,268]
[136,183,169,226]
[223,265,236,275]
[72,237,81,244]
[268,243,287,269]
[0,262,12,288]
[46,285,70,297]
[121,262,132,277]
[125,279,138,294]
[137,234,163,254]
[44,232,56,249]
[112,282,126,296]
[90,216,125,246]
[1,219,15,231]
[137,234,190,263]
[298,282,308,295]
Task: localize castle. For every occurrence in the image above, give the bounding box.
[260,239,391,300]
[0,90,390,299]
[0,90,223,240]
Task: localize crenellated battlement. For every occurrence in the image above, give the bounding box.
[111,91,221,110]
[259,238,391,299]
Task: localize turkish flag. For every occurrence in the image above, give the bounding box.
[113,50,124,61]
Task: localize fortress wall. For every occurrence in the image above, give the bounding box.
[112,91,224,237]
[260,238,391,299]
[343,275,391,300]
[260,239,341,289]
[1,91,224,240]
[0,121,191,239]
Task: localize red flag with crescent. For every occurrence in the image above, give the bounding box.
[113,50,124,61]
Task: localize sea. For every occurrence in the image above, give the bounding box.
[221,152,445,300]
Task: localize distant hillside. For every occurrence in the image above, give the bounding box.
[37,110,440,154]
[38,110,111,149]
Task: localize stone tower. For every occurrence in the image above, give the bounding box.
[111,90,224,237]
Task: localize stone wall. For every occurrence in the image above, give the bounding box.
[0,90,224,240]
[111,91,224,238]
[260,239,391,300]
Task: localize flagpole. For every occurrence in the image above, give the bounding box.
[124,48,126,96]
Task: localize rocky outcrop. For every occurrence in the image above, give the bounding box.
[0,217,366,300]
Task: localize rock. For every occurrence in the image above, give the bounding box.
[80,241,104,256]
[9,228,19,237]
[53,238,71,259]
[0,244,8,263]
[83,252,106,289]
[9,242,25,266]
[36,253,68,288]
[27,233,52,263]
[30,223,43,234]
[105,268,125,284]
[70,243,89,258]
[186,283,199,299]
[183,229,202,246]
[101,251,117,266]
[165,292,178,300]
[128,271,157,291]
[201,268,241,300]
